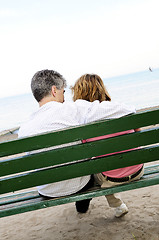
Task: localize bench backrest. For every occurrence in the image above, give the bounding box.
[0,108,158,195]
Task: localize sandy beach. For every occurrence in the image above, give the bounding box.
[0,183,159,240]
[0,107,159,240]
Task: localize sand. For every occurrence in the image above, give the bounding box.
[0,107,159,240]
[0,184,159,240]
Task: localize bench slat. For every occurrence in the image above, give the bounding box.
[0,108,158,158]
[0,127,158,177]
[0,164,157,206]
[144,164,159,175]
[0,191,39,206]
[0,168,159,218]
[0,145,158,195]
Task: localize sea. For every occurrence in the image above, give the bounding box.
[0,68,159,132]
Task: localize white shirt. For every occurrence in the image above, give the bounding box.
[18,99,135,197]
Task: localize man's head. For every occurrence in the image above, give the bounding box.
[31,69,67,104]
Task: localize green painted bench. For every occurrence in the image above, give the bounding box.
[0,108,158,218]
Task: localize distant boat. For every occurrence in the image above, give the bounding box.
[149,67,153,72]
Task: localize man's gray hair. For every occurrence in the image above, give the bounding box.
[31,69,67,102]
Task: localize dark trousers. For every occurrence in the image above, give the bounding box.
[75,175,94,213]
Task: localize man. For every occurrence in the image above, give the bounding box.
[18,69,135,215]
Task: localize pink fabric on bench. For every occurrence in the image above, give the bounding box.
[82,130,143,178]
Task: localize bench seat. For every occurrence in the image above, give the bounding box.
[0,164,159,218]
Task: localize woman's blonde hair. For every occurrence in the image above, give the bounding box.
[71,74,111,102]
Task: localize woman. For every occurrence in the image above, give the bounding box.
[71,74,144,217]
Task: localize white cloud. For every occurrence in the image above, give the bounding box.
[0,9,17,17]
[0,0,159,97]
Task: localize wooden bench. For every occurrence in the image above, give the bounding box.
[0,108,158,218]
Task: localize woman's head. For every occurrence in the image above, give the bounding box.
[71,74,111,102]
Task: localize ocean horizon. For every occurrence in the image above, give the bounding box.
[0,69,159,132]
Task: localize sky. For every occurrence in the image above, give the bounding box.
[0,0,159,98]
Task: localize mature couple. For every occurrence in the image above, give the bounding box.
[19,69,144,218]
